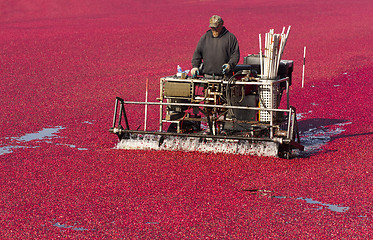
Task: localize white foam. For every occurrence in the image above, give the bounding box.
[297,111,313,120]
[116,135,279,157]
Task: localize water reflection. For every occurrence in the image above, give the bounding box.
[296,118,352,156]
[0,125,88,155]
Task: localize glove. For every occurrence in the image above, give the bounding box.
[222,64,230,74]
[191,67,199,78]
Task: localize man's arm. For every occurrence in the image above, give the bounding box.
[192,36,204,69]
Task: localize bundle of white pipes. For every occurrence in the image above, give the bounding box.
[260,26,291,79]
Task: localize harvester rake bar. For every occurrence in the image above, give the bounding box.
[116,133,280,157]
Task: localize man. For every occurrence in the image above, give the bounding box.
[191,15,240,78]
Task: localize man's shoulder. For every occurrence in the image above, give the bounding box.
[198,30,212,42]
[202,30,212,38]
[221,28,237,39]
[225,30,237,38]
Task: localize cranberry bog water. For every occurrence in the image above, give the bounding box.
[1,0,372,238]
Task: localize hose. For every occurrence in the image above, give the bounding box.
[225,70,245,119]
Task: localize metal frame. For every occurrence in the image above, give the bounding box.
[110,76,302,151]
[109,74,304,160]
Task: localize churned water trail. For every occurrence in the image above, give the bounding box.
[296,117,352,156]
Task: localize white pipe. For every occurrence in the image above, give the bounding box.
[144,78,149,130]
[285,25,291,40]
[267,32,273,79]
[302,46,306,88]
[259,34,263,78]
[264,33,268,78]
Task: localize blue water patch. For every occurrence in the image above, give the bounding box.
[0,126,64,155]
[44,141,89,151]
[0,145,29,155]
[56,143,88,151]
[297,197,350,213]
[52,222,89,231]
[145,222,160,225]
[246,189,350,213]
[0,126,88,155]
[15,126,64,142]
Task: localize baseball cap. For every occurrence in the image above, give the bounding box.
[209,15,224,28]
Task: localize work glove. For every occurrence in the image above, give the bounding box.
[222,64,231,74]
[191,67,199,78]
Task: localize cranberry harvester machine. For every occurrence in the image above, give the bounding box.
[109,53,304,159]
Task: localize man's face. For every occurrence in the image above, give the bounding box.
[211,24,223,37]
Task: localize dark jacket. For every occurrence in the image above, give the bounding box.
[192,27,240,76]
